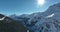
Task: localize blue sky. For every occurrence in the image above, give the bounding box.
[0,0,60,15]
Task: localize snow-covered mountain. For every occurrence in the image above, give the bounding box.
[10,3,60,32]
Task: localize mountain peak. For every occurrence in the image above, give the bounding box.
[44,3,60,16]
[48,3,60,12]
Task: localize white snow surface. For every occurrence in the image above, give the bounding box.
[46,13,54,18]
[0,17,6,21]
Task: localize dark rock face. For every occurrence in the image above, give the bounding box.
[0,14,28,32]
[0,14,5,18]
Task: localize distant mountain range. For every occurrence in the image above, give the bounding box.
[10,3,60,32]
[0,3,60,32]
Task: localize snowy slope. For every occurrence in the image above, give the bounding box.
[10,3,60,32]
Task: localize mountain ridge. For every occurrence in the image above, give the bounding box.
[10,3,60,32]
[0,14,31,32]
